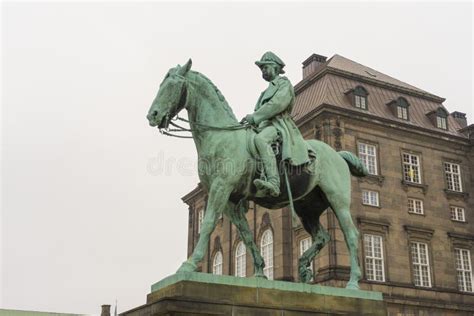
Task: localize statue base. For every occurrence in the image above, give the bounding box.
[122,272,387,315]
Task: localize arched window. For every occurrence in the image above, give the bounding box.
[235,241,246,277]
[212,251,223,275]
[261,229,274,280]
[353,86,368,110]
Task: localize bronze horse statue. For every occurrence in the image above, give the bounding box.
[147,60,368,289]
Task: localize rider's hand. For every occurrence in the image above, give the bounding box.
[240,114,255,125]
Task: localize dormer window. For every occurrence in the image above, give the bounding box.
[437,111,448,129]
[426,107,449,130]
[387,97,410,121]
[346,86,368,110]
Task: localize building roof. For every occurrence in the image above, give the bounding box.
[292,54,466,137]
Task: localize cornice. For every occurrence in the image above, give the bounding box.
[181,183,204,204]
[296,103,470,146]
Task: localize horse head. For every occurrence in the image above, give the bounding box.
[147,59,192,129]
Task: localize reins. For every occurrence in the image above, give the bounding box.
[159,115,250,139]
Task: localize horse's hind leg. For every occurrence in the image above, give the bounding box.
[223,199,265,278]
[295,197,330,283]
[298,220,330,283]
[323,188,361,289]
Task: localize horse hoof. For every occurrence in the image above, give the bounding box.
[345,282,360,290]
[254,272,267,279]
[176,261,197,273]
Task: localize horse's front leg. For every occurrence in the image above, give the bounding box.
[223,199,266,278]
[177,180,231,273]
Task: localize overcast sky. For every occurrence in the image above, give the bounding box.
[2,1,472,315]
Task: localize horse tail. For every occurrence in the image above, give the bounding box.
[338,151,368,177]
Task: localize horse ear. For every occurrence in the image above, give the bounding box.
[177,59,192,76]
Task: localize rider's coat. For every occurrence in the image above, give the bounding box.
[253,76,314,166]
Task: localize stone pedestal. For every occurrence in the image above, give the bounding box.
[122,272,387,316]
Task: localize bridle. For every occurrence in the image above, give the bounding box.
[158,74,250,139]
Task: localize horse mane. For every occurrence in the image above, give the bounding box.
[190,70,237,121]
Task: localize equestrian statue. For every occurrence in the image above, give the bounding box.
[146,52,368,289]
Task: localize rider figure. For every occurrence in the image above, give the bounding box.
[242,52,314,197]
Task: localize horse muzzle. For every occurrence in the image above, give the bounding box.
[147,110,166,128]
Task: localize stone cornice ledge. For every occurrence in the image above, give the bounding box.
[357,216,391,228]
[403,225,434,238]
[447,232,474,241]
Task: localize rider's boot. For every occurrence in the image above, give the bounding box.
[254,144,280,197]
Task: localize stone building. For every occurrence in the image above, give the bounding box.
[182,53,474,315]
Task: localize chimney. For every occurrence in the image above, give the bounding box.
[302,53,327,79]
[101,305,111,316]
[451,111,467,128]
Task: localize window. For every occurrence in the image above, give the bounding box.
[397,105,408,120]
[364,234,385,282]
[402,153,421,184]
[198,210,204,233]
[358,143,378,175]
[408,198,424,215]
[212,251,223,275]
[444,162,462,192]
[355,95,367,109]
[450,206,465,222]
[411,242,431,287]
[300,237,314,280]
[261,229,274,280]
[427,107,449,129]
[396,98,409,120]
[437,116,447,129]
[235,241,246,277]
[352,86,368,110]
[388,97,410,120]
[362,190,379,207]
[455,248,473,292]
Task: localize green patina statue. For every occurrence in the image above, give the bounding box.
[147,52,368,289]
[241,52,315,198]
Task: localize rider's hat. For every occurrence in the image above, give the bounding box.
[255,51,285,74]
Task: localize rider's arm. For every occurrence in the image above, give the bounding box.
[252,79,293,125]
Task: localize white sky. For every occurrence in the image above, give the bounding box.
[1,1,473,314]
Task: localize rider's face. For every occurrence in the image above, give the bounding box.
[261,64,278,82]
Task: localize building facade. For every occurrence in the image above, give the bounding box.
[182,53,474,315]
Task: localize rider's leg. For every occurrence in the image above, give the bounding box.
[254,126,280,197]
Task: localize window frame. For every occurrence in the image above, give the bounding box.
[444,162,463,192]
[260,229,274,280]
[351,86,369,110]
[358,217,390,284]
[212,250,223,275]
[363,234,386,282]
[450,206,466,222]
[362,189,380,207]
[410,241,432,288]
[402,152,422,184]
[408,198,424,215]
[396,97,410,120]
[234,241,246,277]
[435,108,449,130]
[455,248,473,292]
[358,142,378,176]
